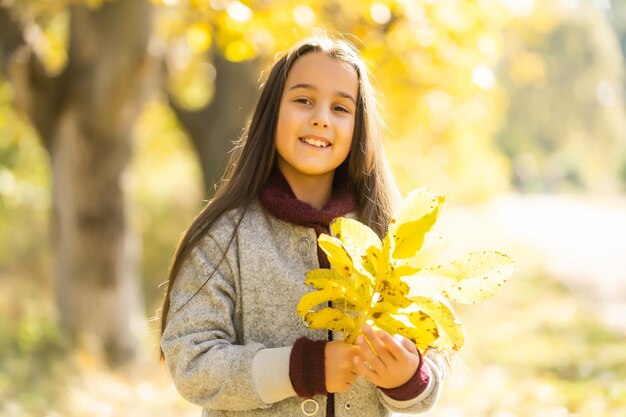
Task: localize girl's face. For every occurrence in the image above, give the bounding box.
[275,52,358,182]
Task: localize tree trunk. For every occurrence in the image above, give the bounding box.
[1,0,154,365]
[171,51,260,196]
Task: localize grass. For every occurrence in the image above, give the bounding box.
[425,260,626,417]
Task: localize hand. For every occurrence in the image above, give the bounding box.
[325,340,358,393]
[353,324,421,389]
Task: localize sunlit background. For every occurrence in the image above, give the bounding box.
[0,0,625,416]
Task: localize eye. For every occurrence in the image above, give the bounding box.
[294,98,311,105]
[333,105,350,113]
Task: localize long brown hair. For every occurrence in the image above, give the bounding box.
[159,35,399,359]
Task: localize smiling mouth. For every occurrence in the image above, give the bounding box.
[299,137,331,148]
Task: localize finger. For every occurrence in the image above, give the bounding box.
[343,376,356,392]
[378,331,408,362]
[360,325,394,363]
[372,329,404,364]
[346,371,357,385]
[353,355,380,385]
[336,384,350,393]
[340,353,358,372]
[396,334,419,355]
[356,335,386,371]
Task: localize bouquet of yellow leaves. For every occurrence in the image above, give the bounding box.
[296,188,515,355]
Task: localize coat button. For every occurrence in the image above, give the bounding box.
[301,398,319,416]
[344,401,352,411]
[297,237,311,255]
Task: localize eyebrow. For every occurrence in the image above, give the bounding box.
[287,83,357,106]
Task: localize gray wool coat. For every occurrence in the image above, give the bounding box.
[161,200,445,417]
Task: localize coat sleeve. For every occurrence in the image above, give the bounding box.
[376,349,447,414]
[161,232,271,411]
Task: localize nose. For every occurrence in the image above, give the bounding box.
[310,107,330,128]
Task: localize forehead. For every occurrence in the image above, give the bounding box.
[285,52,359,97]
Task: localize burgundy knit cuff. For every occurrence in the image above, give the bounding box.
[380,352,430,401]
[289,337,329,398]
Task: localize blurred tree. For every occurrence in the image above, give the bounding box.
[158,0,511,200]
[0,0,512,365]
[167,51,259,194]
[0,0,152,364]
[495,1,626,193]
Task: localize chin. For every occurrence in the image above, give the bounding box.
[298,169,331,177]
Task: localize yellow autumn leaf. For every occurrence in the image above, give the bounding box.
[304,269,371,311]
[380,234,391,273]
[393,210,438,259]
[299,187,513,354]
[331,218,382,252]
[373,311,439,353]
[393,234,448,277]
[390,188,443,231]
[304,268,343,290]
[305,308,356,333]
[409,296,465,351]
[389,188,445,259]
[370,300,395,318]
[371,312,419,343]
[429,328,458,352]
[317,234,354,277]
[330,218,382,278]
[296,287,345,316]
[405,311,440,351]
[378,273,411,308]
[405,270,458,298]
[438,251,514,304]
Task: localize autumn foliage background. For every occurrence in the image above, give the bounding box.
[1,0,625,416]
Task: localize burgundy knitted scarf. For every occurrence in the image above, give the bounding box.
[258,167,356,267]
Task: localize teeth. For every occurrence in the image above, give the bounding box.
[301,137,329,148]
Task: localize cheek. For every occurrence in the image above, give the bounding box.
[337,133,354,161]
[275,107,287,135]
[340,119,356,150]
[274,107,291,149]
[276,105,302,141]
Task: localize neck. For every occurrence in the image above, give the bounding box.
[277,163,334,209]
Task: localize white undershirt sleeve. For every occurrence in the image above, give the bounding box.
[251,346,298,404]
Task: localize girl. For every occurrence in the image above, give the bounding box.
[160,36,445,417]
